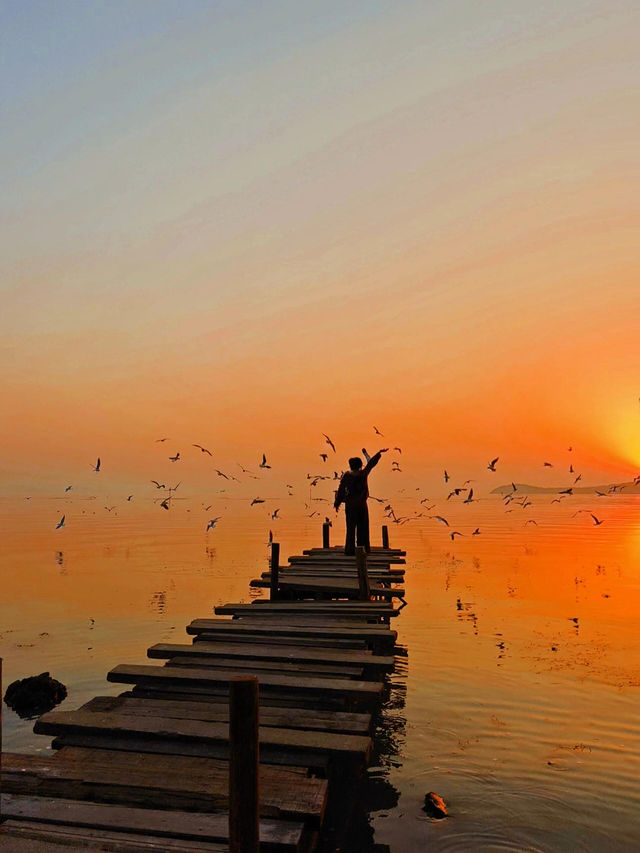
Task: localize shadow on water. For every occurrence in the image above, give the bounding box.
[319,646,407,852]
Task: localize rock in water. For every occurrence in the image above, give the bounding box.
[423,791,447,818]
[4,672,67,719]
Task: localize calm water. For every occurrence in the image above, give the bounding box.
[1,493,639,851]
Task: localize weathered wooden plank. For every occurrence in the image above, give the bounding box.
[187,620,397,643]
[217,602,396,613]
[1,795,303,851]
[34,710,373,762]
[2,749,327,824]
[106,664,384,703]
[193,633,369,650]
[232,614,384,627]
[249,577,405,599]
[81,696,372,735]
[127,683,352,712]
[289,554,405,564]
[1,821,229,851]
[303,547,405,555]
[164,656,365,680]
[148,642,394,672]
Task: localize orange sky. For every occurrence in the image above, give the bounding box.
[1,1,639,495]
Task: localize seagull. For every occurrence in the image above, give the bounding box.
[394,447,402,454]
[93,458,101,472]
[472,528,481,535]
[215,470,229,479]
[206,517,221,531]
[104,506,116,512]
[65,485,72,492]
[574,474,582,484]
[450,531,464,540]
[169,452,180,462]
[487,457,499,472]
[271,509,280,519]
[56,514,65,529]
[259,453,271,469]
[391,466,402,473]
[307,511,319,517]
[525,519,538,525]
[558,488,573,495]
[160,498,171,510]
[167,482,181,493]
[193,444,212,456]
[373,426,384,437]
[320,453,328,462]
[543,461,553,467]
[463,488,475,504]
[251,498,265,506]
[430,515,449,527]
[595,490,606,497]
[127,495,133,501]
[569,464,574,474]
[591,514,604,526]
[511,483,517,492]
[151,480,165,489]
[444,470,450,483]
[323,434,336,453]
[155,438,170,442]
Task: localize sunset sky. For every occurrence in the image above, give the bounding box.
[2,0,639,494]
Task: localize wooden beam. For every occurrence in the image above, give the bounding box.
[229,677,259,853]
[356,548,370,602]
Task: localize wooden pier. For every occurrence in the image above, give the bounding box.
[1,526,407,851]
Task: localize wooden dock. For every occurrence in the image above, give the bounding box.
[1,525,407,851]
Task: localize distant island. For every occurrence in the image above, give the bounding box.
[491,482,640,495]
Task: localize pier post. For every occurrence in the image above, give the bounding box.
[356,546,370,601]
[0,658,3,826]
[322,521,331,549]
[382,525,389,549]
[229,676,260,853]
[269,542,280,602]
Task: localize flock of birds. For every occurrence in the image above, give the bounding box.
[47,429,640,541]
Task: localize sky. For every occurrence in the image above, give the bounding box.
[1,0,639,494]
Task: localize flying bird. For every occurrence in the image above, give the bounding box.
[525,519,538,525]
[206,517,221,531]
[271,509,280,519]
[55,514,65,529]
[472,528,481,535]
[155,438,170,442]
[487,457,499,472]
[151,480,165,489]
[104,506,116,512]
[160,498,171,510]
[574,474,582,484]
[591,514,604,526]
[259,454,271,469]
[558,488,573,495]
[463,488,475,504]
[193,444,212,456]
[430,515,449,527]
[169,452,180,462]
[444,470,450,483]
[127,495,133,501]
[569,464,574,474]
[251,498,265,506]
[450,531,464,540]
[65,485,72,492]
[373,426,384,436]
[394,447,402,454]
[93,458,101,472]
[215,469,229,479]
[323,434,336,453]
[543,461,553,467]
[320,453,328,462]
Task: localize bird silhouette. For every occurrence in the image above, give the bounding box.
[430,515,449,527]
[160,498,171,510]
[320,453,328,462]
[463,489,475,504]
[206,517,221,531]
[93,458,101,472]
[169,452,180,462]
[259,454,271,469]
[155,438,170,442]
[65,485,72,492]
[472,528,480,535]
[591,514,604,526]
[373,426,384,437]
[444,470,450,483]
[450,531,464,540]
[543,462,553,468]
[487,457,499,472]
[151,480,165,489]
[251,498,265,506]
[56,514,65,529]
[193,444,212,456]
[271,509,280,519]
[323,434,336,453]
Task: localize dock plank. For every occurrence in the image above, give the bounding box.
[1,794,303,851]
[187,619,397,644]
[249,577,405,599]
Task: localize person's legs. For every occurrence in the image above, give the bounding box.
[344,505,357,555]
[356,504,371,553]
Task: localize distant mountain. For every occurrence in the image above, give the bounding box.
[491,482,640,495]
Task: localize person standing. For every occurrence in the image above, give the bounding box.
[334,448,388,555]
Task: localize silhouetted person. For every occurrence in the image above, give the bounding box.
[334,448,388,555]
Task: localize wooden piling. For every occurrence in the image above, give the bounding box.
[322,522,331,549]
[1,658,3,826]
[381,525,389,549]
[269,542,280,602]
[229,676,259,853]
[356,547,370,601]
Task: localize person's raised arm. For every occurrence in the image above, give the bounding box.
[363,448,388,474]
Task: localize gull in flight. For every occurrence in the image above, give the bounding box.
[56,514,65,529]
[525,519,538,525]
[569,464,574,474]
[463,488,475,504]
[93,458,101,472]
[271,509,280,519]
[206,517,221,531]
[574,474,582,484]
[155,438,170,442]
[169,452,180,462]
[65,485,72,492]
[558,488,573,495]
[450,531,464,540]
[127,495,133,501]
[160,497,171,510]
[487,457,499,472]
[151,480,165,489]
[472,528,481,535]
[215,470,229,480]
[259,453,271,469]
[251,498,265,506]
[429,515,449,527]
[591,514,604,526]
[543,461,553,468]
[444,470,450,483]
[323,434,336,453]
[373,426,384,437]
[104,506,116,512]
[320,453,328,462]
[193,444,212,456]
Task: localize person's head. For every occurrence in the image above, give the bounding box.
[349,457,363,471]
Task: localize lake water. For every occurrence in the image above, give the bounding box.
[1,493,639,851]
